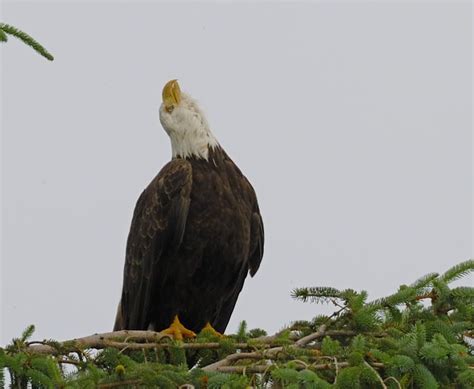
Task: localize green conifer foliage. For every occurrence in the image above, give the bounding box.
[1,259,473,387]
[0,23,53,60]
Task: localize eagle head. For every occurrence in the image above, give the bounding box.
[159,80,219,160]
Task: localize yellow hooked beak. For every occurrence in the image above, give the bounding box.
[162,79,181,113]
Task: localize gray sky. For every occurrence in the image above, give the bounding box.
[1,1,472,345]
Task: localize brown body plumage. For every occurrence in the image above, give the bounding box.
[114,146,264,333]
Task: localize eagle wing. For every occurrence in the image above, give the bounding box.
[248,207,264,277]
[213,198,264,331]
[240,170,264,277]
[114,159,192,330]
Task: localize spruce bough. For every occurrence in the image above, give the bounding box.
[0,23,53,60]
[1,259,473,388]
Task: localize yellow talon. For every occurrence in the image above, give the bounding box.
[200,322,224,337]
[160,315,196,341]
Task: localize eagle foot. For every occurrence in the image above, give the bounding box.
[200,322,224,338]
[160,315,196,341]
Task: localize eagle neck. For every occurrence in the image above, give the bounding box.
[175,144,226,164]
[170,133,219,161]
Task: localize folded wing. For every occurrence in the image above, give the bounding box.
[114,159,192,330]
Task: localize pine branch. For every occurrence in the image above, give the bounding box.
[208,361,385,374]
[364,361,387,389]
[295,324,328,346]
[410,272,439,289]
[202,324,327,372]
[440,259,474,283]
[25,330,254,354]
[3,260,473,387]
[21,325,35,342]
[0,29,7,42]
[367,285,419,309]
[450,286,474,299]
[0,23,54,60]
[98,379,142,388]
[291,287,342,303]
[24,328,385,356]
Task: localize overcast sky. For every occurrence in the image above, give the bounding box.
[1,1,472,345]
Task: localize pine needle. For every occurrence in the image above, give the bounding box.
[0,23,54,60]
[440,259,474,283]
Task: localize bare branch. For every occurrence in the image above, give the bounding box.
[295,324,327,346]
[364,361,387,389]
[98,379,142,388]
[202,324,327,372]
[384,376,402,389]
[25,329,277,354]
[209,361,384,374]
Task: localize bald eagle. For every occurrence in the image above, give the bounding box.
[114,80,264,338]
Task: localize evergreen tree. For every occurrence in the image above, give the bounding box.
[1,260,472,388]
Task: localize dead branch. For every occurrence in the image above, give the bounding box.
[25,330,253,354]
[202,324,327,372]
[208,361,385,374]
[295,324,327,346]
[98,379,142,388]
